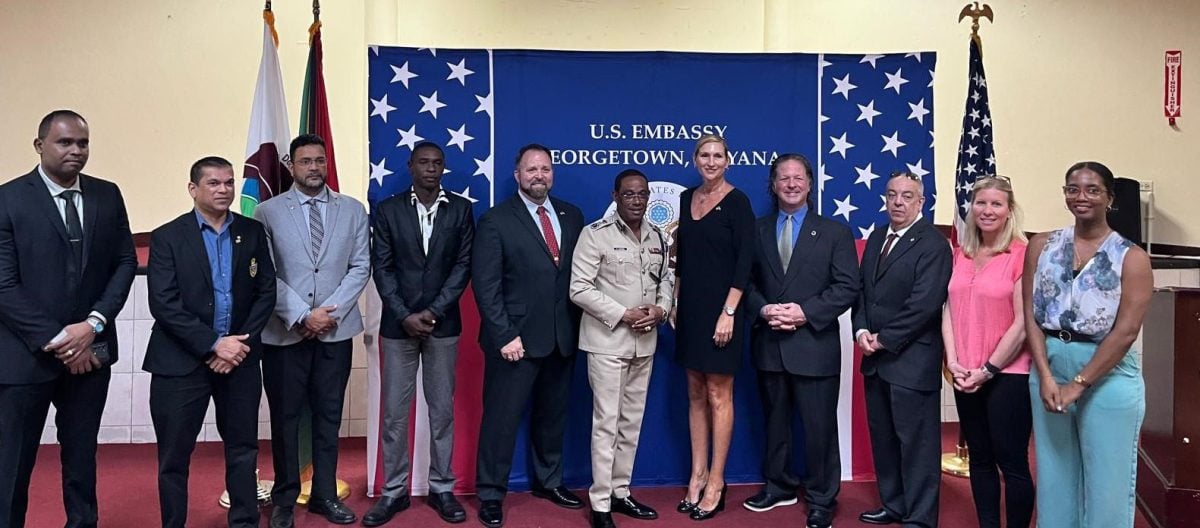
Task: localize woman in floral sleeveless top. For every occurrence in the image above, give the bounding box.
[1021,161,1152,528]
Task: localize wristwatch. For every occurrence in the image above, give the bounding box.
[723,305,736,316]
[1072,374,1092,388]
[87,316,105,335]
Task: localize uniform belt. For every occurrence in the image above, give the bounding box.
[1041,327,1098,344]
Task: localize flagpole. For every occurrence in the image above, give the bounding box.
[942,1,996,480]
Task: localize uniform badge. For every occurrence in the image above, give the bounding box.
[250,258,258,277]
[648,247,663,255]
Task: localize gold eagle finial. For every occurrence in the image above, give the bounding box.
[958,2,995,40]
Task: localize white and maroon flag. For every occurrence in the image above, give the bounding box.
[240,7,292,216]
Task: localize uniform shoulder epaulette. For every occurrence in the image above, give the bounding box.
[589,217,615,231]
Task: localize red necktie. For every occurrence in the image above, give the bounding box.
[537,206,560,265]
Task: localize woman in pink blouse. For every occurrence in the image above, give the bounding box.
[942,176,1033,528]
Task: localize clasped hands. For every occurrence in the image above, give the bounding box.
[622,304,665,334]
[44,321,101,375]
[401,308,437,339]
[947,362,991,393]
[206,334,251,374]
[760,303,806,332]
[855,331,884,356]
[1037,375,1084,414]
[301,304,339,339]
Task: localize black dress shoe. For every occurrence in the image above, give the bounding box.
[308,498,357,524]
[590,511,617,528]
[428,492,467,524]
[742,490,798,512]
[806,508,833,528]
[269,505,294,528]
[478,500,504,527]
[611,495,658,520]
[362,495,411,526]
[858,507,902,525]
[688,485,726,521]
[530,486,584,509]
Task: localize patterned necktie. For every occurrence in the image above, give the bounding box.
[778,214,793,272]
[308,198,324,259]
[877,233,899,278]
[537,205,560,265]
[61,190,83,272]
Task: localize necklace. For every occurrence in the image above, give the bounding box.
[1073,230,1110,270]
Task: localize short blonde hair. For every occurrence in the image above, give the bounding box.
[961,175,1027,257]
[693,134,729,158]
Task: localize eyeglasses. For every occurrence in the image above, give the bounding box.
[619,191,651,202]
[890,171,921,181]
[295,157,327,167]
[1062,185,1107,198]
[977,174,1011,182]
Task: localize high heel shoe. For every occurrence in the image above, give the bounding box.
[688,485,726,521]
[676,484,706,514]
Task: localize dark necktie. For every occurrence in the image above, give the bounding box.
[537,205,560,265]
[876,233,898,278]
[61,190,84,272]
[308,198,324,259]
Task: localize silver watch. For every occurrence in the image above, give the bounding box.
[723,305,736,316]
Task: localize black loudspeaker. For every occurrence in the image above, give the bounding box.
[1108,177,1142,245]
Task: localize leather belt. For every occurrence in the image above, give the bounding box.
[1042,327,1098,344]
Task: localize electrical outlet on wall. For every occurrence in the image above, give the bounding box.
[1139,181,1154,192]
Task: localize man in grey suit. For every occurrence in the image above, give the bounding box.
[254,134,371,528]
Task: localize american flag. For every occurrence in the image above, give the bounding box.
[818,52,937,241]
[952,38,996,243]
[367,47,495,212]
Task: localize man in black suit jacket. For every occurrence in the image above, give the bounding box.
[365,142,473,526]
[743,154,859,528]
[853,172,951,528]
[143,156,276,528]
[473,144,585,528]
[0,110,137,528]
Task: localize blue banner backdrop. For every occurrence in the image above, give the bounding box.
[366,47,936,490]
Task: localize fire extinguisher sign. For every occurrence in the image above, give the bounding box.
[1165,50,1181,125]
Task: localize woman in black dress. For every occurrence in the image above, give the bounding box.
[670,134,755,520]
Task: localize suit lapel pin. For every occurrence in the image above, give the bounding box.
[811,230,817,236]
[715,205,722,211]
[235,235,242,244]
[250,257,258,277]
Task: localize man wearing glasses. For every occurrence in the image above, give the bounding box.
[853,171,952,528]
[569,169,672,528]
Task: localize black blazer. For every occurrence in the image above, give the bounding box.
[853,218,952,392]
[143,211,276,376]
[0,169,137,384]
[472,195,583,357]
[372,190,474,339]
[746,211,860,377]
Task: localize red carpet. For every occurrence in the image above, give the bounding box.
[25,426,1150,527]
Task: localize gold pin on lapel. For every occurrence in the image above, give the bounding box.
[250,257,258,277]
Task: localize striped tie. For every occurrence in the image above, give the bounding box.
[308,198,323,259]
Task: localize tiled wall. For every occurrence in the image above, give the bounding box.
[39,276,371,445]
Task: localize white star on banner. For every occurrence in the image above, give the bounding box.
[475,93,493,117]
[819,114,830,123]
[906,159,930,178]
[907,98,930,125]
[857,100,882,126]
[369,46,379,56]
[971,90,982,103]
[418,48,437,56]
[819,57,833,72]
[969,108,981,121]
[454,186,479,203]
[964,162,978,175]
[884,68,909,94]
[446,124,474,151]
[390,62,418,88]
[879,194,889,212]
[447,59,474,85]
[832,74,857,100]
[906,52,923,62]
[881,131,905,157]
[860,54,885,68]
[473,154,494,183]
[829,132,855,159]
[818,164,833,192]
[369,94,397,123]
[985,154,996,167]
[928,69,935,88]
[964,145,978,158]
[854,163,880,188]
[395,125,424,151]
[981,115,991,128]
[968,127,981,140]
[418,91,447,118]
[833,195,858,221]
[370,158,394,186]
[859,223,876,240]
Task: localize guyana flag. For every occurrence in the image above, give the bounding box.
[298,20,338,191]
[240,8,293,216]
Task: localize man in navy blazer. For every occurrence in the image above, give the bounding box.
[853,172,951,528]
[0,110,137,528]
[144,156,276,528]
[743,154,859,528]
[473,144,585,527]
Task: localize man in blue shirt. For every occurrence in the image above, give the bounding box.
[143,156,276,528]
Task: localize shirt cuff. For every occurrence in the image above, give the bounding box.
[854,329,869,339]
[88,311,107,325]
[294,309,311,328]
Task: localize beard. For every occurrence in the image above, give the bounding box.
[522,181,549,201]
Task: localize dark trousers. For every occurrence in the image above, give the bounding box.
[758,371,841,513]
[475,351,574,501]
[864,375,940,528]
[150,362,262,528]
[954,373,1034,528]
[0,368,110,528]
[262,339,352,506]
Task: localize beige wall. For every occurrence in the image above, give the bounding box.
[2,0,1196,245]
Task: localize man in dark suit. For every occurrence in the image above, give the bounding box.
[143,156,276,528]
[743,154,859,528]
[0,110,137,528]
[365,141,473,526]
[255,134,371,528]
[853,172,951,528]
[473,144,585,527]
